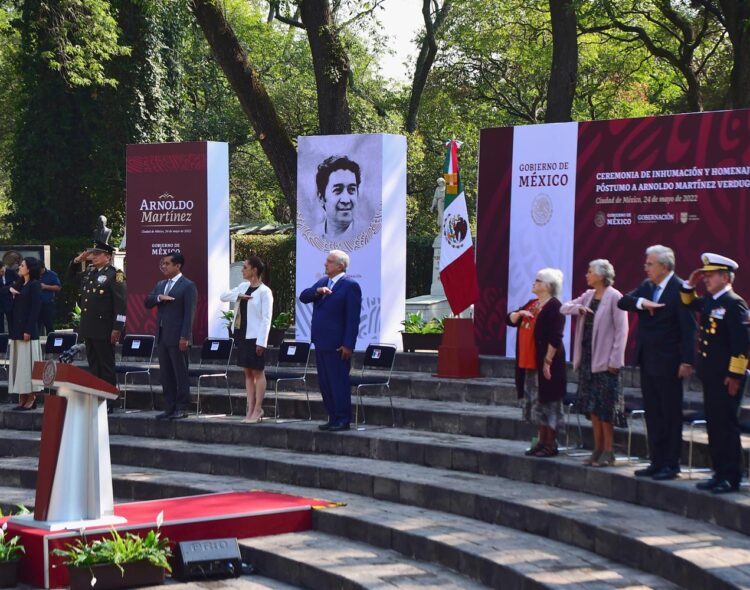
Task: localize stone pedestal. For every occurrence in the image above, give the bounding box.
[405,236,450,322]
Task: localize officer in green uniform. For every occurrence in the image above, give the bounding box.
[681,252,749,494]
[67,241,127,392]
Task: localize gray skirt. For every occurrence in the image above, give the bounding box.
[522,369,563,430]
[8,339,43,394]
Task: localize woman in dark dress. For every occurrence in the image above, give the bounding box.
[506,268,567,457]
[561,259,628,467]
[7,257,43,410]
[220,256,273,423]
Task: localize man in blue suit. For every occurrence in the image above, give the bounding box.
[145,251,197,420]
[299,250,362,431]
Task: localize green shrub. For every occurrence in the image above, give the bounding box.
[52,518,171,573]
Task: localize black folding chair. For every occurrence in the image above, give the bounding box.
[349,343,397,427]
[116,334,155,410]
[188,337,234,416]
[265,340,311,421]
[44,331,78,359]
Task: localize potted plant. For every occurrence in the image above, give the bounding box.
[267,311,292,347]
[219,309,235,338]
[53,513,172,590]
[0,522,24,588]
[70,302,82,332]
[401,313,445,352]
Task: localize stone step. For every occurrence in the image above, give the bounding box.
[240,530,488,589]
[0,457,677,590]
[1,432,747,589]
[0,415,744,537]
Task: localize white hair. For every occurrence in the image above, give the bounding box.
[588,259,615,287]
[329,249,349,271]
[645,244,675,271]
[536,268,564,297]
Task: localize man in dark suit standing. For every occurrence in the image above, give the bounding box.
[618,245,696,480]
[681,253,749,494]
[68,241,127,391]
[299,249,362,431]
[145,251,197,420]
[0,262,18,333]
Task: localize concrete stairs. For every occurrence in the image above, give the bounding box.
[1,351,749,589]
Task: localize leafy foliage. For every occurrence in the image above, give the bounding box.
[271,311,293,329]
[401,312,445,334]
[0,522,25,562]
[53,526,171,572]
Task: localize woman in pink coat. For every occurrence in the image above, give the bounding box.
[561,259,628,467]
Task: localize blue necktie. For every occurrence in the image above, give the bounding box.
[328,279,334,290]
[652,284,661,302]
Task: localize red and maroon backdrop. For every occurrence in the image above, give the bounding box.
[476,109,750,358]
[125,142,229,343]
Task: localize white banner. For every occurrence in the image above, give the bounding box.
[295,134,406,350]
[506,123,578,356]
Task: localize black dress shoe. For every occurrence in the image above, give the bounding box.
[155,412,171,420]
[327,423,350,432]
[652,467,680,481]
[318,422,332,431]
[169,411,188,420]
[13,405,30,412]
[711,480,740,494]
[634,465,659,477]
[696,476,721,491]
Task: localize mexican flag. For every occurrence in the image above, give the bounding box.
[439,139,479,315]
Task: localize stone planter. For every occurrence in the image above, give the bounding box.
[0,560,20,589]
[401,332,443,353]
[267,327,287,347]
[67,560,165,590]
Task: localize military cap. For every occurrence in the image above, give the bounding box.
[699,252,738,272]
[90,241,115,255]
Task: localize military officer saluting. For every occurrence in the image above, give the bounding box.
[67,241,126,394]
[682,252,749,494]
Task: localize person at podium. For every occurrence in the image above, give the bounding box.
[5,257,43,410]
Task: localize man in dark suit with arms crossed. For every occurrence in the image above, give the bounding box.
[145,251,197,420]
[618,245,696,480]
[299,249,362,431]
[681,253,749,494]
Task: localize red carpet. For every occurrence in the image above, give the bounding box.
[3,490,338,589]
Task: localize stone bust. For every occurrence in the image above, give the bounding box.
[93,215,112,245]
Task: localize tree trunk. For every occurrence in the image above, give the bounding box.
[406,0,451,133]
[299,0,351,135]
[719,0,750,108]
[545,0,578,123]
[190,0,298,213]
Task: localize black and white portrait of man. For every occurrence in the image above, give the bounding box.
[315,156,361,242]
[297,136,382,252]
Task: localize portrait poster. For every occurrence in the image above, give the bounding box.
[125,141,229,343]
[295,134,407,350]
[476,109,750,358]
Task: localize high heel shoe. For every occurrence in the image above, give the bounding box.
[245,409,264,424]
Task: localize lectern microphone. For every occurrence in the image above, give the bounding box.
[59,344,86,364]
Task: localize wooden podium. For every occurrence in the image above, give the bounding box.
[13,361,124,531]
[436,318,480,378]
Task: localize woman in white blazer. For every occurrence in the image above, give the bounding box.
[220,256,273,423]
